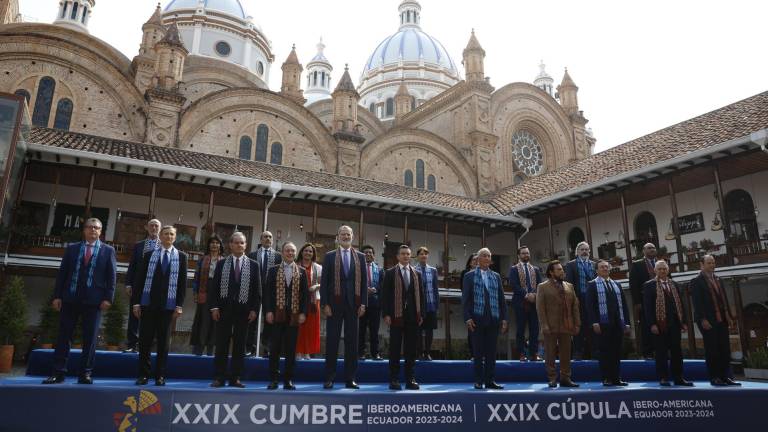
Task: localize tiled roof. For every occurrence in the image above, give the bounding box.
[488,90,768,214]
[29,128,500,216]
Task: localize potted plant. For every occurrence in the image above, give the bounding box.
[744,348,768,380]
[699,238,716,252]
[37,289,59,349]
[103,290,125,351]
[0,276,28,372]
[657,245,669,260]
[610,256,624,267]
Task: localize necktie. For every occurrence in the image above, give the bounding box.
[162,250,170,274]
[523,264,531,291]
[84,244,92,266]
[663,281,670,296]
[402,266,410,287]
[262,250,268,271]
[235,257,241,283]
[343,250,350,273]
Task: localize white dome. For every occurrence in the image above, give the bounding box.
[165,0,246,19]
[363,27,457,76]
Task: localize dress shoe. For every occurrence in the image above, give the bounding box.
[245,350,257,357]
[422,353,433,361]
[135,376,149,386]
[77,373,93,385]
[659,379,671,387]
[530,355,543,362]
[389,380,401,390]
[345,381,360,389]
[373,354,383,361]
[602,380,615,387]
[485,381,504,390]
[267,381,279,390]
[725,378,741,386]
[615,380,629,386]
[519,354,529,362]
[42,374,65,384]
[548,381,557,388]
[323,380,334,389]
[229,379,245,388]
[674,379,694,387]
[405,380,420,390]
[122,347,138,354]
[358,354,367,361]
[284,381,296,390]
[474,382,484,390]
[210,379,225,388]
[155,377,166,386]
[560,380,579,388]
[710,378,727,386]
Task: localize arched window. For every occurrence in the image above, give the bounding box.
[14,89,30,104]
[255,124,268,162]
[369,103,375,113]
[270,142,283,165]
[61,2,68,18]
[725,189,758,241]
[71,2,78,20]
[567,227,585,259]
[313,71,318,86]
[81,6,87,23]
[238,136,252,160]
[415,159,425,189]
[307,75,311,87]
[32,76,56,127]
[385,98,394,117]
[427,174,436,191]
[404,170,413,187]
[633,211,659,257]
[321,72,325,87]
[53,98,73,131]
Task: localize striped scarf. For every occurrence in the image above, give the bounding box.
[143,238,158,254]
[141,247,180,310]
[577,258,595,296]
[472,269,500,320]
[69,240,102,295]
[703,272,728,323]
[654,278,684,333]
[596,277,625,326]
[333,248,361,306]
[416,264,437,312]
[220,255,252,305]
[275,261,302,325]
[393,265,421,326]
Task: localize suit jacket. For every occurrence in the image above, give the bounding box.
[131,249,188,310]
[248,246,282,283]
[54,241,117,306]
[207,256,261,313]
[508,262,544,304]
[629,258,657,306]
[126,239,158,289]
[564,258,596,298]
[414,263,439,312]
[381,265,426,325]
[691,272,732,326]
[536,279,581,335]
[263,264,310,325]
[365,261,383,308]
[461,268,507,323]
[585,278,630,328]
[320,248,368,310]
[643,278,687,330]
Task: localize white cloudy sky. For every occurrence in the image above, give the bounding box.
[19,0,768,152]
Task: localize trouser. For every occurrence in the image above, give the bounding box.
[245,317,271,355]
[325,304,359,382]
[699,322,731,381]
[513,301,539,357]
[653,323,683,380]
[53,302,101,375]
[358,305,381,356]
[389,323,419,381]
[269,322,299,382]
[470,323,499,384]
[544,332,573,382]
[639,305,654,357]
[214,307,250,381]
[573,296,598,359]
[137,307,174,379]
[596,324,624,382]
[126,302,139,348]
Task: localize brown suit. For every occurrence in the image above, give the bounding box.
[536,279,581,383]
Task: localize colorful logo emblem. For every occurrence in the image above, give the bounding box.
[113,390,162,432]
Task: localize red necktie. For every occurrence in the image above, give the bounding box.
[84,244,93,266]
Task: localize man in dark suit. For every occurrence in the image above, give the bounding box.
[123,218,161,353]
[321,225,368,389]
[462,248,508,390]
[131,225,187,386]
[359,245,383,360]
[246,230,282,357]
[564,241,597,360]
[382,245,425,390]
[414,246,439,361]
[586,260,631,386]
[691,255,740,386]
[643,260,693,387]
[629,242,658,359]
[43,218,116,385]
[264,242,309,390]
[209,232,261,388]
[508,245,543,361]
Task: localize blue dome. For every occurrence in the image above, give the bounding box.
[363,27,458,76]
[165,0,246,19]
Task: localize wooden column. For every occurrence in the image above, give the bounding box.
[206,190,215,235]
[731,279,748,354]
[620,191,633,262]
[668,178,685,272]
[148,181,157,218]
[547,212,555,260]
[481,223,487,247]
[311,203,319,243]
[584,200,593,253]
[84,171,95,218]
[403,214,409,244]
[358,208,365,247]
[443,220,450,280]
[713,164,734,265]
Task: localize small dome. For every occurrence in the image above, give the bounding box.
[164,0,246,19]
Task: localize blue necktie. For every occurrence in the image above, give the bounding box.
[162,251,170,274]
[343,250,350,274]
[523,265,531,291]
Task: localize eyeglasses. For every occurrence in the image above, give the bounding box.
[85,225,102,230]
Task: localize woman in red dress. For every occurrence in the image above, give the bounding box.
[295,243,322,359]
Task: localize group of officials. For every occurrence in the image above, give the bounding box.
[41,218,740,389]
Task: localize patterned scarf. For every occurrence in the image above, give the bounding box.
[220,255,252,305]
[577,258,595,296]
[654,278,684,333]
[556,280,576,334]
[304,263,320,314]
[517,262,537,293]
[276,261,302,325]
[416,264,437,312]
[472,269,500,319]
[393,265,421,326]
[596,277,625,326]
[141,247,181,310]
[197,255,222,304]
[703,272,728,323]
[143,238,158,254]
[333,247,361,306]
[69,240,102,295]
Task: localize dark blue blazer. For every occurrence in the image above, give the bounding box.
[585,279,630,327]
[126,239,155,289]
[247,246,282,283]
[263,265,310,320]
[366,261,384,308]
[414,264,439,312]
[207,257,261,313]
[564,258,596,297]
[508,264,543,305]
[462,269,507,323]
[54,241,117,306]
[320,249,368,310]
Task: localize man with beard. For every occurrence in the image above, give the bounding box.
[358,245,383,360]
[629,243,658,359]
[508,245,543,361]
[564,242,596,360]
[123,219,161,353]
